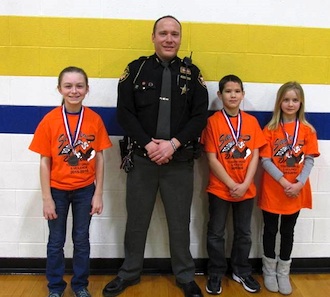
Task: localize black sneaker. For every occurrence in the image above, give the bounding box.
[206,275,222,295]
[232,273,261,293]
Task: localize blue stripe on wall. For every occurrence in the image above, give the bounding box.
[0,105,124,136]
[0,105,328,140]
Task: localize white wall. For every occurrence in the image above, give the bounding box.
[0,0,329,260]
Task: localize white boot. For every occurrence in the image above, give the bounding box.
[262,255,278,292]
[277,258,292,295]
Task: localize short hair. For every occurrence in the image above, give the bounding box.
[153,15,182,34]
[218,74,244,94]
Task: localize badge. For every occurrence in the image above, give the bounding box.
[181,84,189,95]
[180,66,191,75]
[68,155,79,166]
[180,75,191,80]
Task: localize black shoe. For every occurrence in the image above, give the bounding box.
[176,280,203,297]
[206,275,222,295]
[102,276,140,297]
[232,273,261,293]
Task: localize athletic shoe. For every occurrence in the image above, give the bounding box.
[232,273,261,293]
[206,275,222,295]
[73,287,91,297]
[48,293,64,297]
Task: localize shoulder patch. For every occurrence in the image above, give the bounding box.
[198,72,207,89]
[119,66,130,83]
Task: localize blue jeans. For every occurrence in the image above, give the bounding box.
[46,183,94,293]
[207,193,254,278]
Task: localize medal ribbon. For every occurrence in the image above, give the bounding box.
[62,105,84,153]
[222,109,242,145]
[281,118,300,152]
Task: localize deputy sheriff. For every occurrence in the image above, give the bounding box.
[103,15,209,297]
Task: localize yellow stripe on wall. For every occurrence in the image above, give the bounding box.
[1,16,330,84]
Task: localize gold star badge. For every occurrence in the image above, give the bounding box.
[181,84,189,95]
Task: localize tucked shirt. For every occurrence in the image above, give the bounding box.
[116,54,209,148]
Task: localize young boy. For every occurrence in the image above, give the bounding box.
[201,74,266,295]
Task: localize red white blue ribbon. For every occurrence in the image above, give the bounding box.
[222,109,242,145]
[62,105,84,152]
[281,118,300,152]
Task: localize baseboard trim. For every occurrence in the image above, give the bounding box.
[0,257,329,274]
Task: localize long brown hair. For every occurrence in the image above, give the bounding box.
[58,66,89,105]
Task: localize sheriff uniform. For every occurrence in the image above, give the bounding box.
[116,53,209,283]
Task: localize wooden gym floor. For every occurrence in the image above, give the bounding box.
[1,273,330,297]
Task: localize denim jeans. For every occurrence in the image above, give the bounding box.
[46,183,94,293]
[207,193,254,278]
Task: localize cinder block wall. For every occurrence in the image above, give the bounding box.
[1,0,330,262]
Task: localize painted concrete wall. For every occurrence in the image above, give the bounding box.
[1,0,330,260]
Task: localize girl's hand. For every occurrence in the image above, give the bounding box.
[285,182,303,198]
[43,198,57,220]
[90,193,103,215]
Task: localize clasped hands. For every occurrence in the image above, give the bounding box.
[280,177,303,198]
[145,138,175,165]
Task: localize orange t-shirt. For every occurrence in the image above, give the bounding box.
[29,106,112,190]
[201,110,266,201]
[258,122,320,214]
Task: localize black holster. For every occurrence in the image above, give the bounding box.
[119,136,134,173]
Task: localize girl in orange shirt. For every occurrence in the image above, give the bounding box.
[29,66,112,297]
[259,82,319,295]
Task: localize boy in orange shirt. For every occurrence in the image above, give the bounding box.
[201,74,266,295]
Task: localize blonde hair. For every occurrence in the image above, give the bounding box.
[267,81,315,132]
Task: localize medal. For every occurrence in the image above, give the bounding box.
[286,157,295,167]
[62,105,84,166]
[281,118,300,165]
[222,109,242,157]
[68,155,79,166]
[233,149,241,159]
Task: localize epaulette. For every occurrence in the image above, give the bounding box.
[132,56,150,84]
